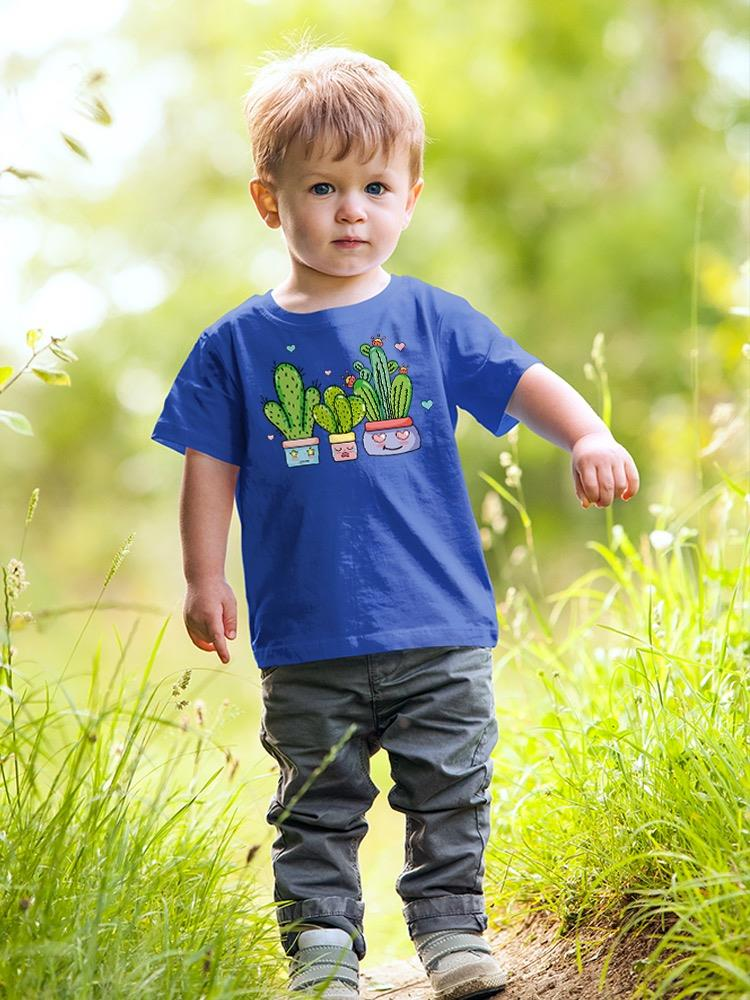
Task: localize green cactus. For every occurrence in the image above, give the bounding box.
[390,373,412,418]
[352,378,381,420]
[352,340,412,420]
[313,385,366,434]
[262,362,320,439]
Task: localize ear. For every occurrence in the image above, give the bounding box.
[249,177,282,230]
[402,177,424,229]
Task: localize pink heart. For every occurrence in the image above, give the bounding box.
[324,369,332,376]
[394,342,406,351]
[267,434,274,440]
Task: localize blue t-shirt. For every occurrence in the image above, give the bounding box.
[151,273,543,668]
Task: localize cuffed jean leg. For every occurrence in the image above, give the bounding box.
[275,897,367,960]
[370,646,499,941]
[258,657,379,961]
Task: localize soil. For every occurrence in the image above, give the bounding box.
[360,912,661,1000]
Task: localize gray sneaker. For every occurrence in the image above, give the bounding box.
[414,930,507,1000]
[288,927,360,999]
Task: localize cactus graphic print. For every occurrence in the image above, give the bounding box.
[151,274,543,668]
[262,335,422,469]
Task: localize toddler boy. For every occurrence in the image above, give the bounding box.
[151,43,639,1000]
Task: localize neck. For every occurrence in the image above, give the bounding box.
[272,266,391,313]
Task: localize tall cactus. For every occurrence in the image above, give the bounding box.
[352,339,413,420]
[262,362,320,439]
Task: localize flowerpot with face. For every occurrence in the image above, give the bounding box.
[282,436,320,468]
[329,431,358,462]
[362,416,421,456]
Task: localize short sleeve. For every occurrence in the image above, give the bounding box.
[437,292,543,437]
[151,328,247,466]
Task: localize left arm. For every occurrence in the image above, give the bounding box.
[506,363,640,509]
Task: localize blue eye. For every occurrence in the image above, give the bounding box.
[309,182,388,196]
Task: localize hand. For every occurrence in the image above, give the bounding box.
[184,577,238,664]
[572,431,639,509]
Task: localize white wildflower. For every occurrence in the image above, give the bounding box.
[709,401,735,426]
[677,526,699,542]
[700,414,746,457]
[499,586,517,616]
[499,451,513,468]
[611,524,625,550]
[509,545,527,566]
[481,491,508,534]
[649,530,674,551]
[742,343,750,360]
[4,560,29,600]
[591,332,606,366]
[480,527,493,550]
[583,362,596,381]
[648,503,675,518]
[505,464,522,488]
[481,490,502,522]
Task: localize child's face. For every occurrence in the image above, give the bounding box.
[249,134,423,281]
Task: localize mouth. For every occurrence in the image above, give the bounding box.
[333,239,367,247]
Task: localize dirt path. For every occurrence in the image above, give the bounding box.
[360,913,655,1000]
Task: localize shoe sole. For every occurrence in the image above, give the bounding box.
[290,989,359,999]
[435,971,508,1000]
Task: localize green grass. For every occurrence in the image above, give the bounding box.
[0,521,300,998]
[5,474,745,999]
[481,467,749,998]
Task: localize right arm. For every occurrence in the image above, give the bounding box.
[180,447,240,664]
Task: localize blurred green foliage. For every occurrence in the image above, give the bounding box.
[2,1,747,598]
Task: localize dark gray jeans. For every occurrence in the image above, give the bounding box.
[258,644,498,961]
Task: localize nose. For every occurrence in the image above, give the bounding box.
[335,192,367,224]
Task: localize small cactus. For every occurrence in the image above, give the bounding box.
[313,385,366,434]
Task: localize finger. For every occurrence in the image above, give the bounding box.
[573,467,584,502]
[574,468,591,508]
[579,464,600,505]
[612,462,629,501]
[223,601,237,641]
[186,625,215,653]
[622,457,640,500]
[595,464,615,507]
[212,629,230,664]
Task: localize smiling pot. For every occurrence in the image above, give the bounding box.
[362,416,421,456]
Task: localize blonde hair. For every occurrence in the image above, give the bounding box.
[242,39,428,187]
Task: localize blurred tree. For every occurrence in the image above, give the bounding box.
[1,0,746,605]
